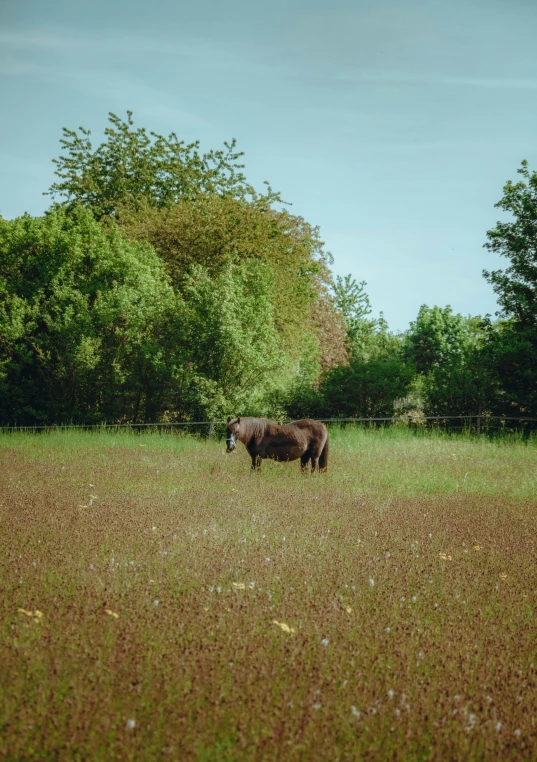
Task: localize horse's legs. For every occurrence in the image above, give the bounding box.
[300,453,311,472]
[251,455,261,472]
[310,457,320,472]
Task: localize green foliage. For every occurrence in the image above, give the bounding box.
[481,319,537,415]
[319,342,413,418]
[45,110,348,392]
[404,306,498,416]
[173,260,285,419]
[481,161,537,415]
[484,160,537,325]
[404,305,477,374]
[0,209,287,424]
[0,207,179,424]
[116,194,346,376]
[46,111,257,219]
[333,274,372,346]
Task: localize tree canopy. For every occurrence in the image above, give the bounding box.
[1,112,535,425]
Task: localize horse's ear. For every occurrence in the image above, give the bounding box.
[237,417,241,424]
[227,416,231,423]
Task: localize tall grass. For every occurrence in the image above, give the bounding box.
[1,428,536,760]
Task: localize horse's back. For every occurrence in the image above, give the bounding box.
[290,418,327,435]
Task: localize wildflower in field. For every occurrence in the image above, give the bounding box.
[321,638,329,646]
[495,722,502,732]
[152,526,156,531]
[387,689,394,699]
[500,572,508,580]
[385,627,391,633]
[273,620,295,634]
[369,578,375,587]
[126,718,136,730]
[148,579,155,584]
[345,605,352,613]
[473,545,481,551]
[153,600,159,607]
[105,609,119,618]
[439,553,452,561]
[18,608,38,618]
[351,706,361,719]
[514,729,521,737]
[233,582,245,590]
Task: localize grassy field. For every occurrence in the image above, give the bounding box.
[1,427,537,761]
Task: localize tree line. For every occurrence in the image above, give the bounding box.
[1,112,536,425]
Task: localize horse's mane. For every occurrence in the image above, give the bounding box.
[237,417,268,441]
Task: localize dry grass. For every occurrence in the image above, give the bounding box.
[1,427,537,761]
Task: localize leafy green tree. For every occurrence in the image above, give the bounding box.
[484,160,537,325]
[420,340,498,417]
[481,319,537,416]
[482,160,537,414]
[117,194,347,376]
[0,207,179,424]
[319,351,413,418]
[46,111,348,391]
[0,208,296,424]
[404,305,498,416]
[333,274,372,346]
[404,305,475,374]
[46,111,256,219]
[172,260,285,419]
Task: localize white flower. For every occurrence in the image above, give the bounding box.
[351,706,361,719]
[126,719,136,730]
[385,627,391,634]
[495,722,502,732]
[369,578,375,587]
[321,638,329,647]
[387,689,394,699]
[514,729,521,737]
[153,600,159,607]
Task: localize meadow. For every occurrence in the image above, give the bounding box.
[1,426,536,761]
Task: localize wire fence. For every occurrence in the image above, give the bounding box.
[2,415,537,436]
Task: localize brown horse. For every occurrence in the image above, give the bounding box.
[226,416,329,472]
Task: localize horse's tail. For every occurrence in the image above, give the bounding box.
[319,434,329,472]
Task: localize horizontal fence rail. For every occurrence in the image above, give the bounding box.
[2,415,537,433]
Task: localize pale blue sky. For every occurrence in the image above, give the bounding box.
[1,0,536,330]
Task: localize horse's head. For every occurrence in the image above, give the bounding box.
[226,416,241,453]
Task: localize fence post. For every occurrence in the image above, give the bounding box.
[208,417,215,438]
[477,414,481,436]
